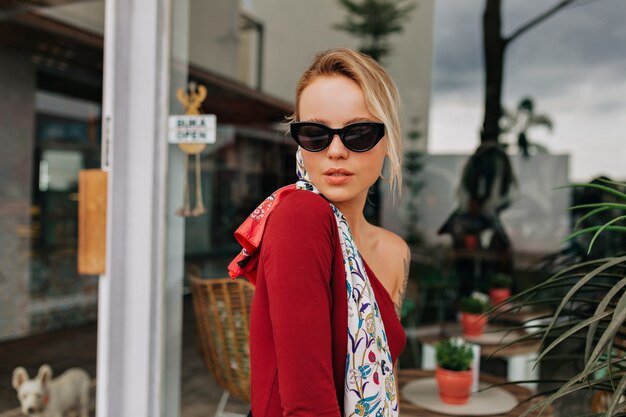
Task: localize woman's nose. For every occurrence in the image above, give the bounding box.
[326,134,349,159]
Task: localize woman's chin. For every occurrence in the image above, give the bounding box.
[318,188,363,207]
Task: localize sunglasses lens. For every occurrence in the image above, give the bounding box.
[343,125,380,152]
[293,125,329,151]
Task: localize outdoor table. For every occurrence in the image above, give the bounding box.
[417,322,541,390]
[398,369,554,417]
[493,305,552,331]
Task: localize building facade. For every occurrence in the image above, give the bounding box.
[0,1,434,415]
[0,0,434,343]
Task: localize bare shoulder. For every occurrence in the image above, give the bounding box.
[375,227,409,267]
[372,227,411,308]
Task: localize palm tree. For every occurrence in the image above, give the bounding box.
[459,1,586,225]
[404,117,424,245]
[500,96,553,158]
[334,0,415,64]
[494,178,626,416]
[482,0,581,144]
[440,2,593,286]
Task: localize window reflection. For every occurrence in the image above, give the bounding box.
[31,96,101,333]
[184,128,296,279]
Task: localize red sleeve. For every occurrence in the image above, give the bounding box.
[260,191,342,417]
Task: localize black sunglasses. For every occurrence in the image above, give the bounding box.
[290,121,385,153]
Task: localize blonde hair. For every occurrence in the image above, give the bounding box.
[288,48,404,201]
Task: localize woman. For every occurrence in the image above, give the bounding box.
[229,48,410,417]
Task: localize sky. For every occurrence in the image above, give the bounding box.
[428,0,626,181]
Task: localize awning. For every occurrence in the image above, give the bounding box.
[0,10,293,125]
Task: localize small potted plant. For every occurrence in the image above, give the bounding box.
[489,273,513,305]
[435,337,474,405]
[460,291,490,336]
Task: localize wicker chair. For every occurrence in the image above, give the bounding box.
[190,270,254,417]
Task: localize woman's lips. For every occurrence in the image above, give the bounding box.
[324,170,353,185]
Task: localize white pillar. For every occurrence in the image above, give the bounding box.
[97,0,180,415]
[162,0,190,414]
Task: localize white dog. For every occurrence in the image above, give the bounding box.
[12,364,90,417]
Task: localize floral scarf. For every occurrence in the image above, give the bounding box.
[228,149,398,417]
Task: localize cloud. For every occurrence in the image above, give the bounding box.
[431,0,483,92]
[429,0,626,181]
[432,0,626,92]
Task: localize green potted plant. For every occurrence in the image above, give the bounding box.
[494,179,626,416]
[489,273,513,305]
[435,337,474,405]
[460,292,490,336]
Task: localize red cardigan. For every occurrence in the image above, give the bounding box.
[249,190,407,417]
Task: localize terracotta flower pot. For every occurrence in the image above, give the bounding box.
[489,287,511,306]
[461,312,487,337]
[435,367,473,405]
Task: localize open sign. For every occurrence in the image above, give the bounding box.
[168,115,216,144]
